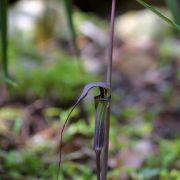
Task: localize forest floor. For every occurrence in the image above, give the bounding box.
[0,5,180,180]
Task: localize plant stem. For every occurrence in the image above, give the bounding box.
[107,0,116,85]
[101,0,116,179]
[0,0,8,78]
[96,151,101,180]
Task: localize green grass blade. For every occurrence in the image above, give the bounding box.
[0,75,17,86]
[0,0,8,78]
[165,0,180,25]
[136,0,180,31]
[62,0,79,56]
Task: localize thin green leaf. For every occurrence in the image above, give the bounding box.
[0,0,8,78]
[136,0,180,31]
[165,0,180,25]
[0,75,17,86]
[63,0,79,56]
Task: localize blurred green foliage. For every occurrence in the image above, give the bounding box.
[9,48,94,103]
[2,150,44,179]
[1,149,96,179]
[140,139,180,179]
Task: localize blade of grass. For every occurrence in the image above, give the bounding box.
[0,75,17,86]
[62,0,84,72]
[62,0,79,56]
[165,0,180,25]
[136,0,180,31]
[0,0,8,78]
